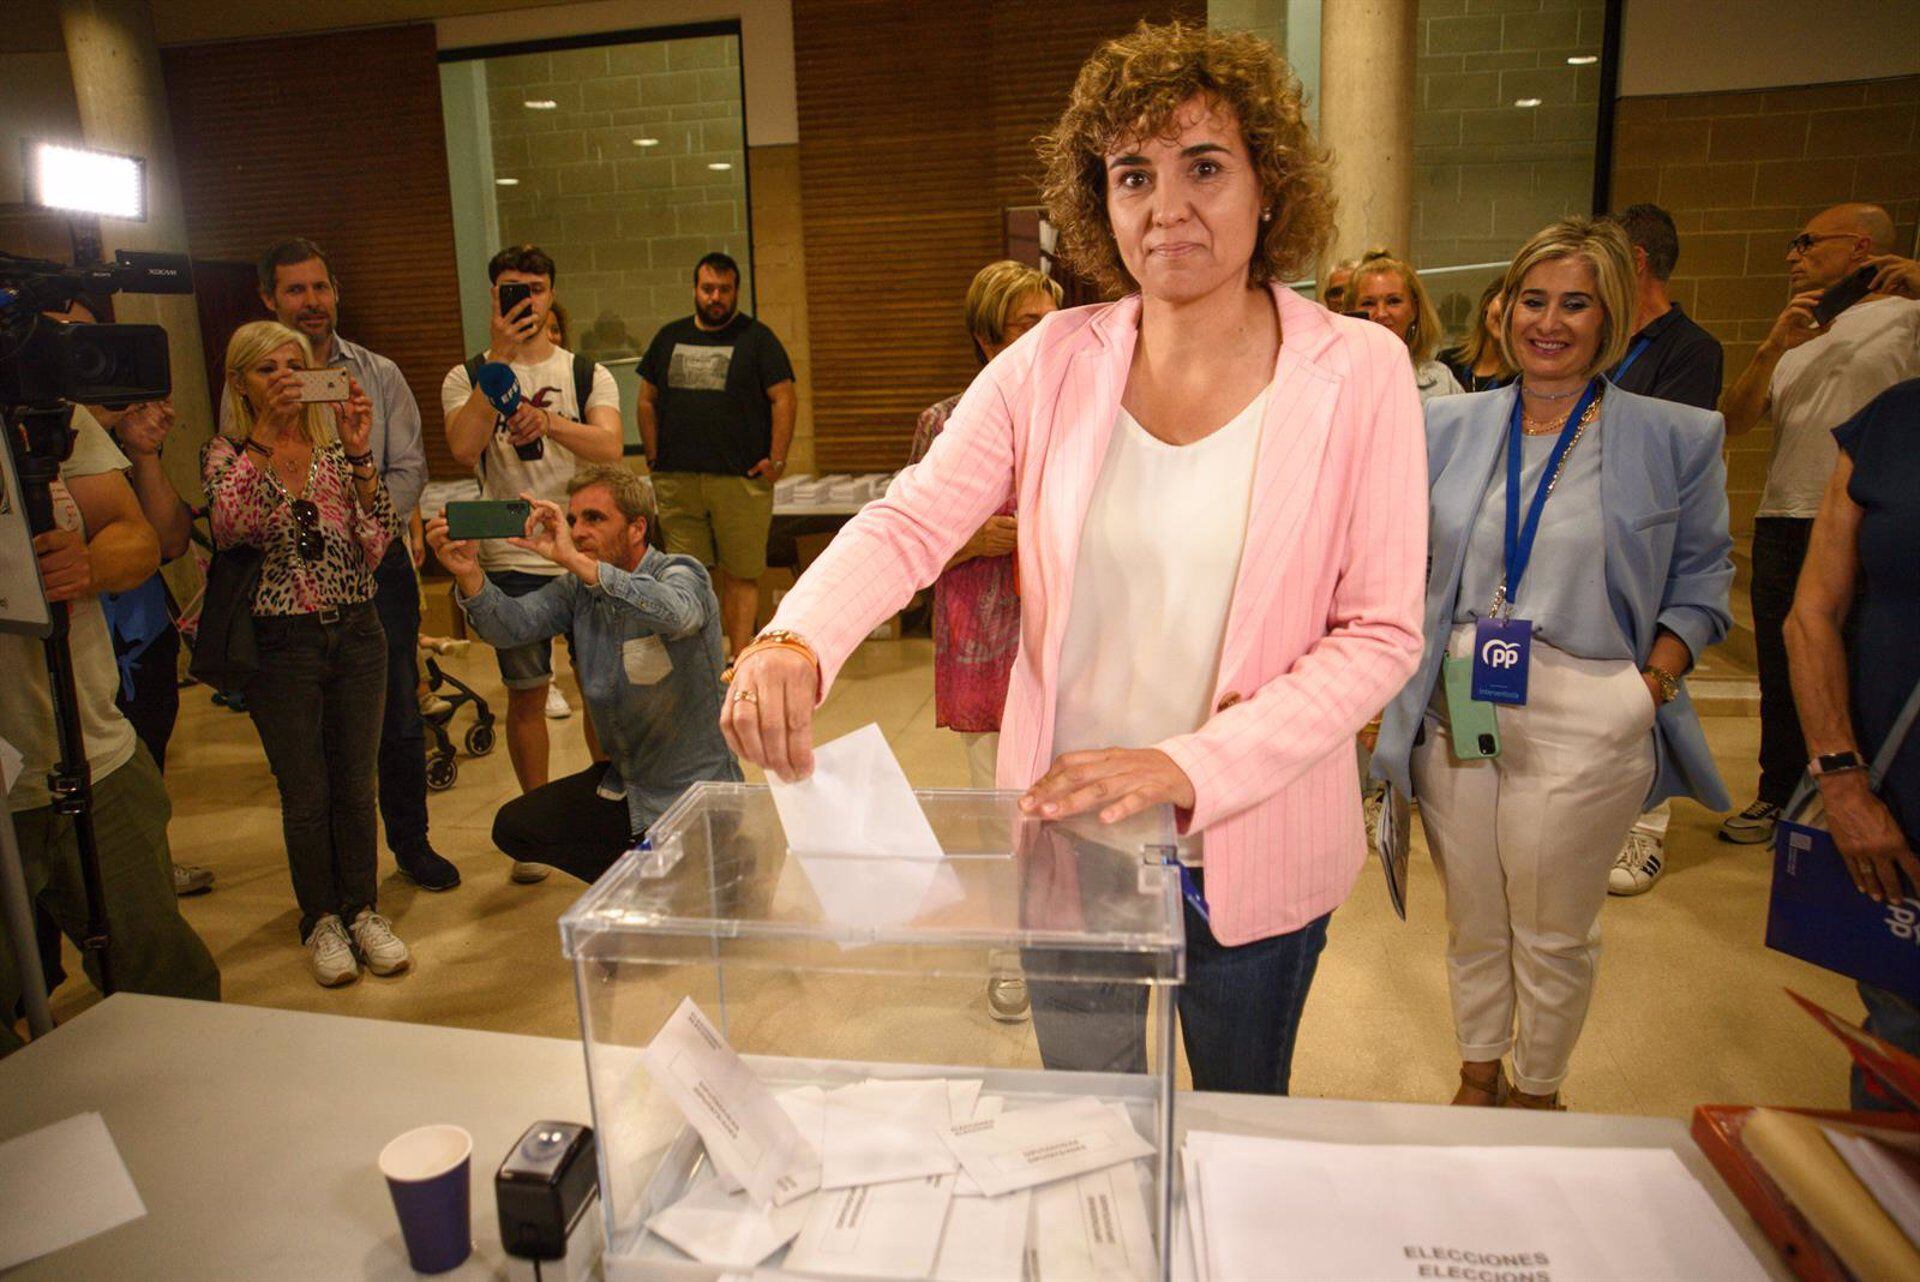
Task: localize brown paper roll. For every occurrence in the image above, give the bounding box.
[1742,1107,1920,1282]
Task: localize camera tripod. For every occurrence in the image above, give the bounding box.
[1,403,115,1040]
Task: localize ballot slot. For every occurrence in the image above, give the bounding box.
[559,765,1185,1281]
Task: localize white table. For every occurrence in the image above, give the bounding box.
[0,995,1787,1280]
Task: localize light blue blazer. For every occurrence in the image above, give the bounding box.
[1372,383,1735,812]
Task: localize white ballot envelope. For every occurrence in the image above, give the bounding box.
[638,997,817,1206]
[784,1173,956,1278]
[1187,1131,1768,1282]
[769,723,963,930]
[720,1084,826,1202]
[933,1186,1032,1282]
[938,1096,1153,1198]
[647,1176,813,1268]
[1032,1164,1157,1282]
[821,1078,958,1189]
[953,1095,1006,1197]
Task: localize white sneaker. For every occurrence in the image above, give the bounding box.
[1608,832,1666,896]
[510,860,552,884]
[306,915,360,987]
[544,685,572,719]
[348,908,411,976]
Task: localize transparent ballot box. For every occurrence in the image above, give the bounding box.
[560,782,1187,1280]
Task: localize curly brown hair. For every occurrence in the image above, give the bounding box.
[1039,21,1334,298]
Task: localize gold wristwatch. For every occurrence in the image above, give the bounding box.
[1643,665,1680,705]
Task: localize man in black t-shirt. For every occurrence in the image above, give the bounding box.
[637,252,798,655]
[1604,204,1728,899]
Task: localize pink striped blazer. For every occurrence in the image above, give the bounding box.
[769,283,1428,944]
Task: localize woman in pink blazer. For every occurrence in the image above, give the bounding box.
[723,22,1426,1094]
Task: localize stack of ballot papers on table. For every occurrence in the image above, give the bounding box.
[1180,1130,1770,1282]
[637,997,1162,1278]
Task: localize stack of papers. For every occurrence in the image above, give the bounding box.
[636,997,1161,1278]
[1182,1130,1769,1282]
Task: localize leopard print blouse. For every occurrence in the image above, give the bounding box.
[202,436,397,616]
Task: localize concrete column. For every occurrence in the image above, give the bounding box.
[59,0,213,499]
[1318,0,1418,270]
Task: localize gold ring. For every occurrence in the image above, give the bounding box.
[730,688,759,704]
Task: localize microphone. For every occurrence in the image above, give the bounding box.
[477,362,543,461]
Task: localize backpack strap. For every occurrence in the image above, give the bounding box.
[572,353,594,423]
[465,352,489,481]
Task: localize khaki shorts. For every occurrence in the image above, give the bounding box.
[652,472,774,580]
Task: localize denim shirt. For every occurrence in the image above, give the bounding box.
[459,546,742,834]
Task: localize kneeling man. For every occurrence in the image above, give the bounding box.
[427,465,740,882]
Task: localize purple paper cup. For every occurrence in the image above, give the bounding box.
[379,1124,474,1274]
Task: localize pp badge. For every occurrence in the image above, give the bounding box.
[1471,617,1532,705]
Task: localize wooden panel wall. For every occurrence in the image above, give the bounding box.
[794,1,1201,472]
[162,24,468,479]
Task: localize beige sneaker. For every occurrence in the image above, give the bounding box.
[510,861,552,884]
[172,863,215,896]
[348,908,411,976]
[306,915,359,987]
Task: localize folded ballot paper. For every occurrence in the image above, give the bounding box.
[638,999,1159,1276]
[767,723,963,932]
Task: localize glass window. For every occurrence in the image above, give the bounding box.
[441,26,750,445]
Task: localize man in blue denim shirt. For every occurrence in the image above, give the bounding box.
[426,465,740,882]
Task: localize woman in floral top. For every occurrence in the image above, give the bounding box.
[203,320,408,988]
[909,262,1059,1024]
[909,262,1062,787]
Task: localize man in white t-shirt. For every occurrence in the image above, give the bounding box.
[2,405,220,1053]
[1720,203,1920,846]
[442,244,622,882]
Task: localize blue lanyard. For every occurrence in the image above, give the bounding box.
[1166,857,1210,923]
[1610,336,1653,381]
[1502,380,1602,613]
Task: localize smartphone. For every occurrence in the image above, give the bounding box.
[290,368,350,403]
[444,499,531,540]
[1442,655,1501,760]
[498,281,533,318]
[1812,265,1876,328]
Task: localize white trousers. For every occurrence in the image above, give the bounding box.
[1411,626,1656,1094]
[961,731,1000,790]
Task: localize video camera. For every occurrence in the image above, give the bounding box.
[0,249,192,410]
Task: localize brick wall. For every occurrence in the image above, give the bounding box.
[486,33,749,366]
[1609,75,1920,542]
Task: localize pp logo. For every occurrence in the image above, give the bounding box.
[1480,638,1523,670]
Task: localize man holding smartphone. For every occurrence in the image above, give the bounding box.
[239,238,460,893]
[1719,203,1920,847]
[442,244,623,882]
[424,466,739,884]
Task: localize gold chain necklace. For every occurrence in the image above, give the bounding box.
[1521,395,1602,435]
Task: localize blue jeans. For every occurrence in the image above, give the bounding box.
[245,603,388,940]
[1855,982,1920,1112]
[1030,867,1332,1095]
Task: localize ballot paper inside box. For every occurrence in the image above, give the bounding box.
[558,782,1187,1281]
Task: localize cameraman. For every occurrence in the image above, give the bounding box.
[425,466,738,883]
[2,397,220,1055]
[441,245,622,884]
[47,295,211,896]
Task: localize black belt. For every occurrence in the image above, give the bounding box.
[260,600,376,627]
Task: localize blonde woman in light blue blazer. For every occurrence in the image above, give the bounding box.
[1373,218,1734,1110]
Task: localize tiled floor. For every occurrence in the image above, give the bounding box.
[46,636,1855,1116]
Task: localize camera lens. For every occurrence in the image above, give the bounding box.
[68,336,113,384]
[1478,734,1496,755]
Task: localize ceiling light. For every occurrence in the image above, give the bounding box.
[707,162,733,171]
[523,99,558,110]
[633,138,660,147]
[28,142,146,220]
[1566,55,1598,65]
[495,177,520,186]
[1513,98,1543,108]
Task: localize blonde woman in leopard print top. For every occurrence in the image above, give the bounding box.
[202,320,408,988]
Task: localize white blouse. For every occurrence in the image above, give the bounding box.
[1052,386,1269,857]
